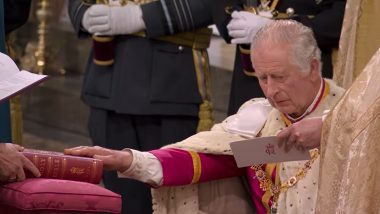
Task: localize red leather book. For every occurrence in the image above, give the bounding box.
[22,149,103,184]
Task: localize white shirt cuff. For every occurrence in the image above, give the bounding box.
[117,149,163,187]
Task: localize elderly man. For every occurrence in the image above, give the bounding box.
[65,20,344,214]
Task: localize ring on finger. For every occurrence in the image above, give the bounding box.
[8,176,17,182]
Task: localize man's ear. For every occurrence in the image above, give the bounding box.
[309,58,321,81]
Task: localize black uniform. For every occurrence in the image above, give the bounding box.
[68,0,240,213]
[227,0,346,115]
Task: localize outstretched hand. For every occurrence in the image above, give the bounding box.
[64,146,133,172]
[0,143,41,182]
[277,117,323,152]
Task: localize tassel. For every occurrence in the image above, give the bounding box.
[197,100,214,132]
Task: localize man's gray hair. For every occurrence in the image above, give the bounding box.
[251,20,321,74]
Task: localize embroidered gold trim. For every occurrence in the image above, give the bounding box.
[261,163,277,213]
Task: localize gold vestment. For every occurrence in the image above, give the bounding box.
[317,48,380,213]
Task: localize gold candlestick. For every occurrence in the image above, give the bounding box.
[35,0,51,74]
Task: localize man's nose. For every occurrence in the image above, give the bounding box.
[266,78,278,98]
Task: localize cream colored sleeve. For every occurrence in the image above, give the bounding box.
[117,149,163,187]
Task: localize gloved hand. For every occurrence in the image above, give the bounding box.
[227,11,273,44]
[81,2,146,36]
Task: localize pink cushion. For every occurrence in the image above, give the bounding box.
[0,178,121,213]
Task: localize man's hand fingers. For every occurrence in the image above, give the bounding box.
[89,24,111,34]
[88,4,109,17]
[227,21,246,31]
[93,155,116,171]
[296,144,306,152]
[64,146,93,156]
[88,16,109,26]
[231,37,250,44]
[284,130,297,153]
[231,11,242,19]
[94,150,132,172]
[15,165,26,181]
[65,148,97,157]
[11,144,24,152]
[228,29,246,38]
[64,146,91,154]
[65,146,88,151]
[277,128,290,148]
[65,146,112,157]
[22,156,41,178]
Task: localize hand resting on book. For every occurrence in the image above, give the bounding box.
[64,146,133,172]
[22,149,103,183]
[0,143,40,182]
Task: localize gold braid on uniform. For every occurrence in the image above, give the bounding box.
[193,45,214,132]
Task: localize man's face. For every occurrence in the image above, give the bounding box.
[252,45,320,117]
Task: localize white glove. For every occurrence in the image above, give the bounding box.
[82,2,146,36]
[227,11,273,44]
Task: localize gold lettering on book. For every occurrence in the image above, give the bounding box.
[91,160,97,183]
[47,157,52,177]
[62,158,67,178]
[51,158,61,178]
[38,157,47,175]
[70,167,85,175]
[33,155,38,166]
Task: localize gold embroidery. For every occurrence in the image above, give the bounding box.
[251,150,320,213]
[261,163,277,213]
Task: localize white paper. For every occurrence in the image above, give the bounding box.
[0,53,47,102]
[230,136,311,167]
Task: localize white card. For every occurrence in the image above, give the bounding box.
[230,136,311,167]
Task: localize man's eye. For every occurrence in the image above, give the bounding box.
[273,75,284,81]
[259,76,267,81]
